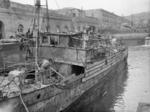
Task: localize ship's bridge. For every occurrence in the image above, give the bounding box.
[33,32,120,66]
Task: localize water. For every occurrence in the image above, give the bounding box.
[113,46,150,112]
[68,46,150,112]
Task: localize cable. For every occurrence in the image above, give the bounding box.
[19,93,30,112]
[49,67,65,79]
[12,80,30,112]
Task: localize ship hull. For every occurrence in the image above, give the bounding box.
[63,55,128,112]
[0,52,128,112]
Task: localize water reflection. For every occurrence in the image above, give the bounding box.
[65,46,150,112]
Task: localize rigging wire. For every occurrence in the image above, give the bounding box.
[13,81,30,112]
[19,93,30,112]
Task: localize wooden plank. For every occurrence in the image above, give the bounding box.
[86,65,104,77]
[86,59,105,69]
[86,53,121,76]
[82,64,111,82]
[86,61,105,73]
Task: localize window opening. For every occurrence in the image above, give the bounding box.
[71,65,84,76]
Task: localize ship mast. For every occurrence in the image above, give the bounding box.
[35,0,41,82]
[46,0,50,32]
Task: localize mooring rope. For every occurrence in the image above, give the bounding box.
[19,93,29,112]
[13,81,30,112]
[1,77,30,112]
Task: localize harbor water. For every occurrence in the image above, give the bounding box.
[67,46,150,112]
[113,46,150,112]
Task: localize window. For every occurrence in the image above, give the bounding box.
[18,24,24,33]
[83,26,86,31]
[71,65,84,76]
[73,13,76,17]
[56,25,60,33]
[64,26,69,33]
[42,35,49,44]
[0,21,4,39]
[50,35,59,46]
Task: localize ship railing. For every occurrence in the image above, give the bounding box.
[84,50,124,80]
[69,34,112,49]
[85,46,124,63]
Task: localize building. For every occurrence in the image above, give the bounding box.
[85,9,131,33]
[125,12,150,33]
[56,8,99,32]
[56,8,86,17]
[0,0,99,39]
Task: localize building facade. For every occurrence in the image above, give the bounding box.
[56,8,99,32]
[0,0,99,39]
[125,12,150,33]
[85,9,131,33]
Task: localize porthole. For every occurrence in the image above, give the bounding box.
[37,94,41,99]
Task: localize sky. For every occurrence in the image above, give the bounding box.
[11,0,150,16]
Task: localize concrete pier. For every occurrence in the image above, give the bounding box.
[136,103,150,112]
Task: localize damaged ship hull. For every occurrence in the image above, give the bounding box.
[0,49,128,112]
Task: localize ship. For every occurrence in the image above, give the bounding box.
[0,0,128,112]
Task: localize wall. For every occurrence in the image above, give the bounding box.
[0,2,99,38]
[113,33,147,46]
[85,9,131,33]
[55,8,99,32]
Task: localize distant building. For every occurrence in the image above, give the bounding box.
[56,8,86,17]
[125,12,150,33]
[85,9,131,33]
[0,2,99,38]
[56,8,99,32]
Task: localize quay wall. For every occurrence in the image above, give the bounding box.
[113,33,148,46]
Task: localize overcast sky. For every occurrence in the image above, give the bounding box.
[11,0,150,16]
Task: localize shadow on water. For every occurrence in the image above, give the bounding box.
[63,63,128,112]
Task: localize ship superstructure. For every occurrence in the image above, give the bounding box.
[0,26,128,112]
